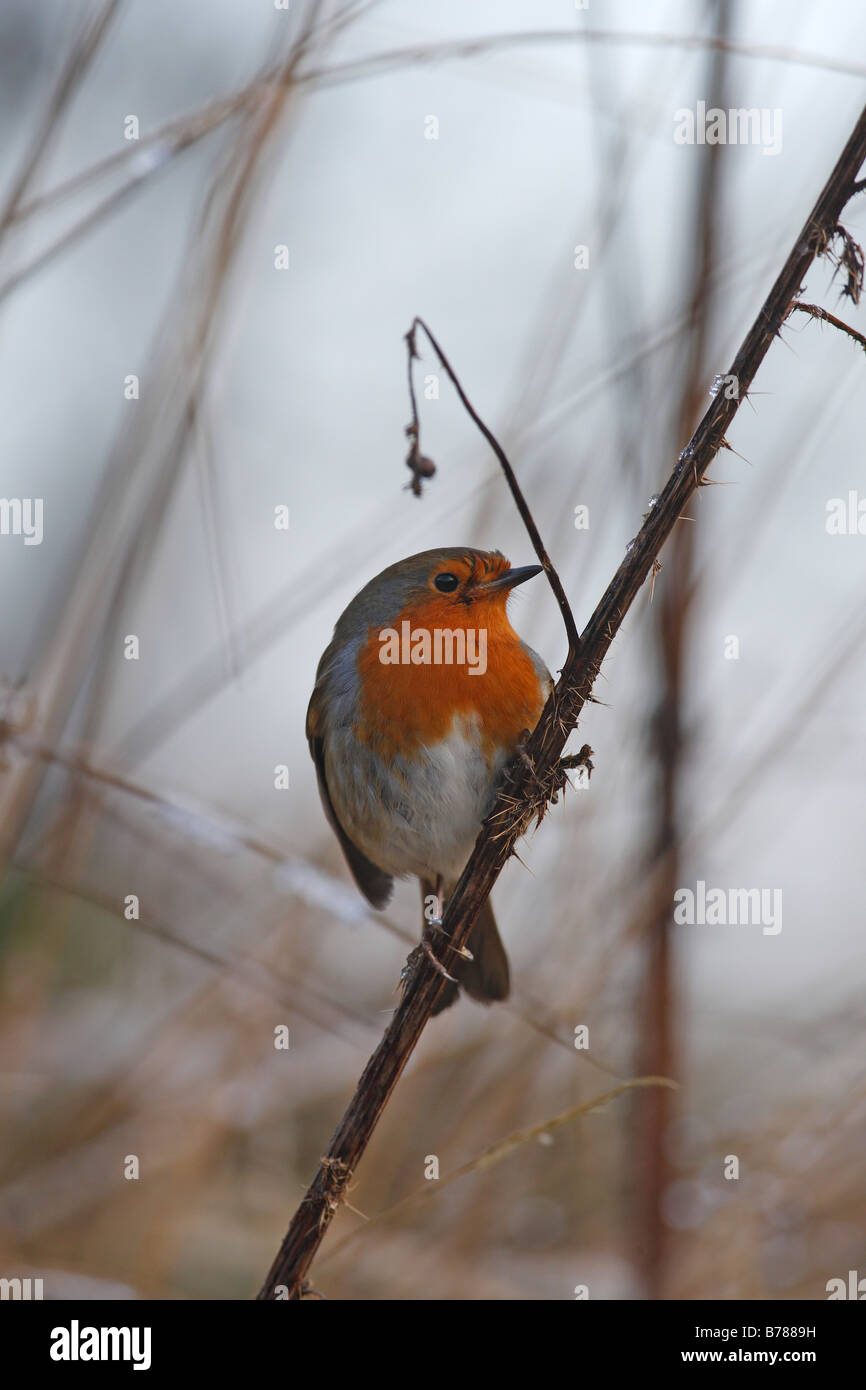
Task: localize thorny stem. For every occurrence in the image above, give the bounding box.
[259,103,866,1301]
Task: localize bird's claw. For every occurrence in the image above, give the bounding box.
[400,939,458,991]
[421,934,458,983]
[425,915,473,962]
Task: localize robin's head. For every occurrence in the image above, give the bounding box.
[345,548,542,631]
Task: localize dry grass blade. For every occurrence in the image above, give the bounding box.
[321,1075,678,1263]
[0,0,122,238]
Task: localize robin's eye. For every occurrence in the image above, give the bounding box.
[434,572,459,593]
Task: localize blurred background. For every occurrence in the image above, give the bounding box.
[0,0,864,1301]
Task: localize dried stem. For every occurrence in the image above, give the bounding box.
[405,316,580,653]
[787,301,866,354]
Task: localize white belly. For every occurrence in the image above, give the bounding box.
[327,713,506,884]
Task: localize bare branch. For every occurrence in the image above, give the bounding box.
[258,103,866,1301]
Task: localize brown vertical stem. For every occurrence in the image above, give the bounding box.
[638,0,729,1297]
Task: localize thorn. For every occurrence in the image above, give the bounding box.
[719,438,751,466]
[649,558,662,602]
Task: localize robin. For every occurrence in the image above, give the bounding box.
[306,547,551,1012]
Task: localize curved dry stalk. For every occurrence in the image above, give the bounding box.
[320,1075,678,1266]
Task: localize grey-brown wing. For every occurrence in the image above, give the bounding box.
[306,688,393,910]
[524,642,554,700]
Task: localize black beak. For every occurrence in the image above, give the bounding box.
[486,564,543,594]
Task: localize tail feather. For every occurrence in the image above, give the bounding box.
[421,884,510,1014]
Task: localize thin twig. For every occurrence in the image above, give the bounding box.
[787,301,866,354]
[405,317,581,654]
[0,0,122,238]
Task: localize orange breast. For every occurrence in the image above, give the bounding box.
[355,593,545,764]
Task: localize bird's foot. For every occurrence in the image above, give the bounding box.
[400,939,458,992]
[423,882,472,962]
[420,933,458,983]
[424,915,473,961]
